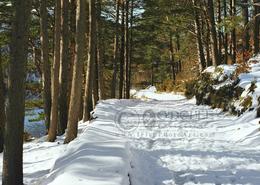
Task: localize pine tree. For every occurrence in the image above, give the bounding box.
[40,0,51,132]
[58,0,70,135]
[254,0,260,54]
[192,0,206,70]
[242,0,250,52]
[96,0,105,100]
[2,0,31,184]
[83,0,96,122]
[230,0,237,63]
[0,51,5,153]
[65,0,87,144]
[48,0,61,142]
[119,0,125,99]
[208,0,220,66]
[111,0,120,98]
[124,0,130,98]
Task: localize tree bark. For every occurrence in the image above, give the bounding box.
[169,32,176,81]
[217,0,222,59]
[0,51,5,153]
[64,0,86,144]
[83,0,96,122]
[111,0,120,98]
[193,0,206,70]
[2,0,31,184]
[128,0,134,95]
[40,0,51,132]
[176,34,182,72]
[92,51,98,107]
[67,0,77,119]
[230,0,236,63]
[254,0,260,54]
[96,0,105,100]
[208,0,220,66]
[242,0,250,52]
[48,0,61,142]
[58,0,70,135]
[124,0,130,99]
[223,0,228,64]
[119,0,125,99]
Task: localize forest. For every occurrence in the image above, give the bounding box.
[1,0,260,185]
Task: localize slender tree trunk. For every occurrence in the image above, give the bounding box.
[96,0,105,100]
[176,34,182,72]
[151,61,154,85]
[206,34,211,66]
[128,0,134,95]
[223,0,228,64]
[92,51,98,107]
[83,0,96,122]
[111,0,120,98]
[0,51,5,153]
[124,0,130,99]
[67,0,76,118]
[40,0,51,132]
[64,0,86,144]
[48,0,61,142]
[169,33,176,81]
[119,0,125,99]
[242,0,250,52]
[217,0,222,60]
[208,0,220,66]
[58,0,70,135]
[230,0,236,63]
[193,0,206,70]
[201,5,212,67]
[254,0,260,54]
[2,0,31,184]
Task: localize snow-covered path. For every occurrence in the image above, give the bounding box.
[125,99,260,185]
[38,96,260,185]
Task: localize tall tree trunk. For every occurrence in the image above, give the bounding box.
[176,34,182,72]
[254,0,260,54]
[208,0,220,66]
[96,0,105,100]
[230,0,236,63]
[119,0,125,99]
[83,0,96,122]
[2,0,31,184]
[124,0,130,99]
[128,0,134,95]
[0,51,5,153]
[92,52,98,107]
[40,0,51,132]
[64,0,86,144]
[169,32,176,81]
[111,0,120,98]
[58,0,70,135]
[193,0,206,70]
[217,0,222,59]
[48,0,61,142]
[67,0,77,118]
[223,0,228,64]
[242,0,250,52]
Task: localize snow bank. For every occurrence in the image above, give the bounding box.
[203,57,260,112]
[204,64,237,81]
[132,86,185,101]
[0,124,87,184]
[40,100,132,185]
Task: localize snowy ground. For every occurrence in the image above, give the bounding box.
[42,95,260,185]
[1,87,260,185]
